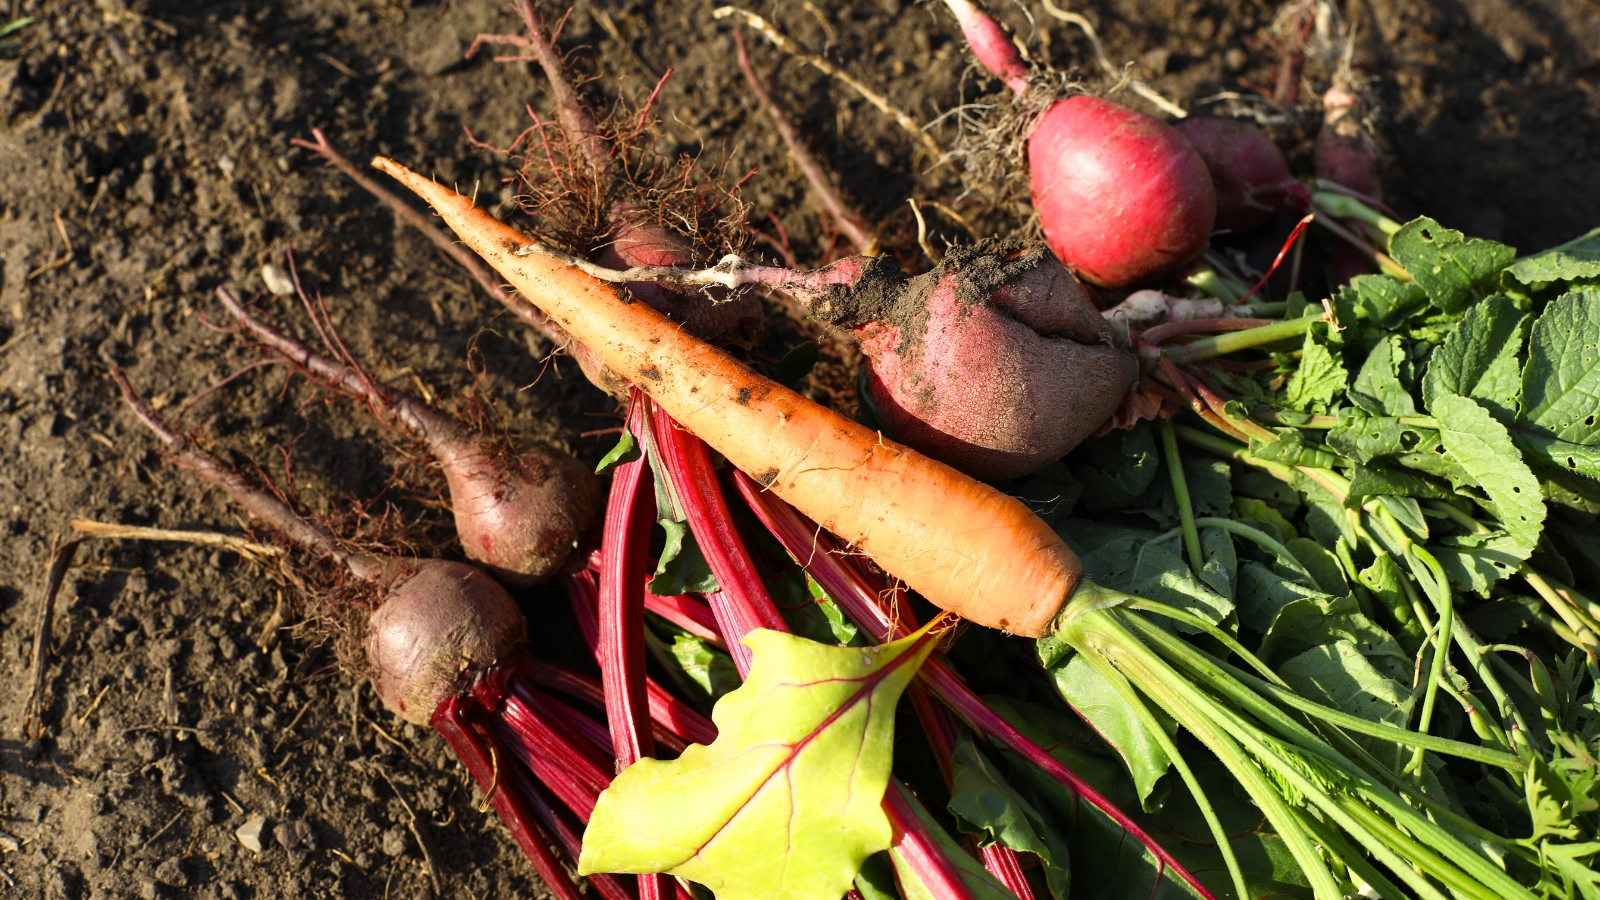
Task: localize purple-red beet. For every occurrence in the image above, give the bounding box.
[219,287,600,587]
[1028,96,1217,288]
[1175,117,1311,233]
[367,560,527,724]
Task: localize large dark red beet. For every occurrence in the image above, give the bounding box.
[1028,96,1216,288]
[810,245,1137,481]
[1175,117,1311,233]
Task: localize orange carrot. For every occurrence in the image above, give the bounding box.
[372,157,1081,637]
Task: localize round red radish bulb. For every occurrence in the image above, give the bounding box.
[810,246,1137,481]
[1029,96,1217,288]
[1175,117,1311,233]
[368,560,528,725]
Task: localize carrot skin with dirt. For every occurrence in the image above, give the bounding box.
[372,157,1081,636]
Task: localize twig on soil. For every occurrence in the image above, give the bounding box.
[1037,0,1188,118]
[25,210,73,280]
[21,536,82,740]
[733,28,877,256]
[376,767,446,896]
[289,129,569,347]
[70,519,286,563]
[714,7,944,161]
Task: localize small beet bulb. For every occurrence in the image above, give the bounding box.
[1028,96,1217,288]
[1175,117,1311,233]
[367,560,528,724]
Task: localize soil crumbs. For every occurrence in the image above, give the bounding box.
[1,0,1596,898]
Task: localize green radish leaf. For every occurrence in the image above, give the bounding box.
[1277,641,1415,767]
[1232,496,1298,545]
[1013,460,1083,524]
[1058,522,1234,629]
[648,520,720,596]
[1520,289,1600,446]
[1434,529,1529,595]
[1514,430,1600,482]
[595,429,641,474]
[1389,216,1517,314]
[1335,274,1431,329]
[1233,471,1302,518]
[1072,423,1160,512]
[1503,226,1600,292]
[889,784,1015,900]
[1259,594,1410,684]
[1284,330,1347,413]
[1345,463,1455,508]
[1290,470,1359,549]
[669,633,740,702]
[1250,430,1342,469]
[579,624,942,900]
[1285,538,1350,598]
[1237,563,1338,633]
[1050,654,1176,813]
[1432,392,1547,551]
[1422,294,1529,421]
[1374,494,1429,542]
[1198,525,1237,602]
[853,852,900,900]
[773,341,821,382]
[1147,456,1234,528]
[1351,334,1419,416]
[949,730,1072,900]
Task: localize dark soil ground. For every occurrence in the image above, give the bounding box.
[1,0,1596,898]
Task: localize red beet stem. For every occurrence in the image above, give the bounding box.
[432,699,587,900]
[649,407,784,676]
[496,689,607,821]
[729,471,1219,900]
[643,590,725,647]
[520,657,699,754]
[979,843,1038,900]
[599,397,659,765]
[886,783,980,900]
[563,569,719,746]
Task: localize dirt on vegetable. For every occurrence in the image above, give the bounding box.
[2,0,1597,898]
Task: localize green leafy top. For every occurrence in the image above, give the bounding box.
[1389,216,1517,314]
[579,622,943,900]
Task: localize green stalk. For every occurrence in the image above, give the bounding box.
[1115,614,1538,900]
[1192,517,1315,584]
[1334,796,1502,900]
[1074,642,1252,900]
[1164,315,1318,365]
[1159,420,1206,575]
[1059,587,1344,900]
[1310,190,1403,237]
[1293,808,1413,900]
[1118,610,1520,769]
[1187,265,1246,303]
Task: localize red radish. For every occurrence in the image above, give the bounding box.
[944,0,1028,94]
[1315,83,1384,284]
[1028,96,1217,288]
[218,286,600,587]
[1175,117,1311,233]
[942,3,1216,288]
[1315,84,1383,202]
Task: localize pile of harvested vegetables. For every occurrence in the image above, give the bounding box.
[89,1,1600,898]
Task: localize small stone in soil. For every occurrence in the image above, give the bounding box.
[236,815,267,853]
